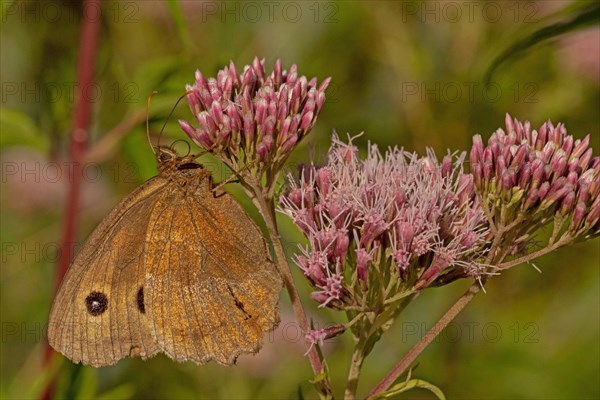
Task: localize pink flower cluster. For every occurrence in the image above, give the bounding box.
[280,134,488,308]
[470,114,600,239]
[179,57,330,169]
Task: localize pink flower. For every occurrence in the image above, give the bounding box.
[179,57,331,177]
[304,325,346,355]
[471,113,599,239]
[279,133,488,308]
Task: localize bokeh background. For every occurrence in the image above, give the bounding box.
[1,0,599,399]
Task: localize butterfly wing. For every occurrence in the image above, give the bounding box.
[48,178,167,367]
[145,175,282,365]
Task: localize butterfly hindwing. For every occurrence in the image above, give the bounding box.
[144,172,281,365]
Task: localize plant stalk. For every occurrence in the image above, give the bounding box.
[42,1,102,399]
[250,185,332,396]
[344,337,367,400]
[497,235,571,270]
[365,280,484,399]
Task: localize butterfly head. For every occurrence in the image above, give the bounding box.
[156,145,206,182]
[156,146,178,163]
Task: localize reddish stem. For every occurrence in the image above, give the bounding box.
[41,1,102,399]
[365,282,482,398]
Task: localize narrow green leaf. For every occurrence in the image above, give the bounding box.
[132,57,183,108]
[309,370,328,384]
[374,378,446,399]
[64,364,83,400]
[163,1,194,51]
[74,367,98,400]
[485,1,600,83]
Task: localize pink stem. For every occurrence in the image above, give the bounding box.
[42,1,102,399]
[365,281,482,398]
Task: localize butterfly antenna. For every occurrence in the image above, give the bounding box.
[170,139,191,156]
[157,90,195,148]
[146,91,158,155]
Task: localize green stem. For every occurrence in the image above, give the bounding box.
[250,183,332,397]
[368,293,418,338]
[497,234,572,270]
[344,332,368,400]
[383,290,416,305]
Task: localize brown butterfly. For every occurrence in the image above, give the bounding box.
[48,145,282,367]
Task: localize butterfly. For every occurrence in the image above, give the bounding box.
[48,145,282,367]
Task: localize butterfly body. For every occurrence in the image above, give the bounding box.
[48,147,282,367]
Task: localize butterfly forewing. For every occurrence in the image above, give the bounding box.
[48,179,167,367]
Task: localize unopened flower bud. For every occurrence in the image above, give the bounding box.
[570,201,587,231]
[571,134,590,159]
[470,135,484,165]
[356,248,371,290]
[559,192,576,216]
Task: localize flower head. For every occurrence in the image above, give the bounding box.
[179,57,330,185]
[280,134,488,309]
[471,113,599,242]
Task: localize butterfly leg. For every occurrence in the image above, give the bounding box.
[209,175,240,198]
[208,159,261,197]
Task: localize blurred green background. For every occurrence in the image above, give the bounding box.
[1,0,598,399]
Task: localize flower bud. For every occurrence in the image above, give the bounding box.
[558,192,576,216]
[305,324,346,350]
[334,231,350,263]
[570,201,587,231]
[585,198,600,229]
[571,134,590,159]
[356,248,371,290]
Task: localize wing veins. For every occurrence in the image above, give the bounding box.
[183,198,265,345]
[185,203,271,317]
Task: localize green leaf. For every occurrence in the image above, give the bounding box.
[97,384,135,400]
[485,1,600,83]
[132,57,184,106]
[64,364,83,400]
[308,362,334,400]
[121,128,157,181]
[74,367,98,400]
[164,1,194,51]
[374,378,446,400]
[0,108,49,151]
[309,370,328,385]
[145,94,188,121]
